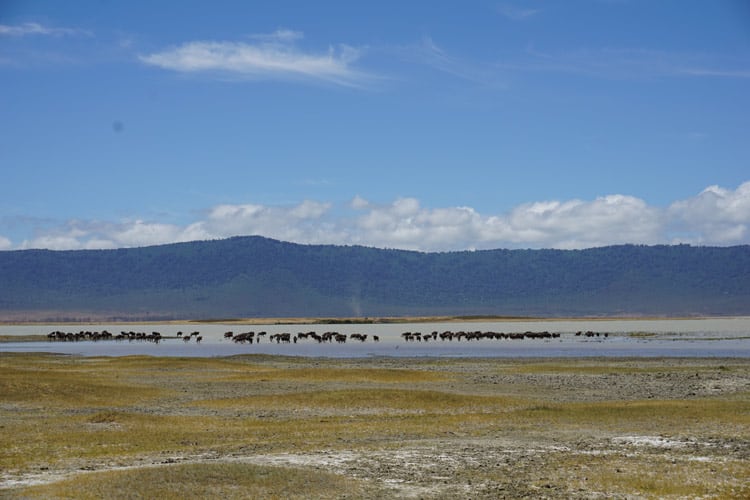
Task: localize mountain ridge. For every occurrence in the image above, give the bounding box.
[1,236,748,320]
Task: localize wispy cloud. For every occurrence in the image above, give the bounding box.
[9,182,750,251]
[247,29,304,43]
[501,46,750,80]
[0,22,90,37]
[497,3,541,21]
[400,36,505,87]
[397,38,749,92]
[139,29,372,88]
[675,67,750,79]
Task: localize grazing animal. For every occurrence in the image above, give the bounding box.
[233,332,254,343]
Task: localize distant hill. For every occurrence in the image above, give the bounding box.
[1,236,749,321]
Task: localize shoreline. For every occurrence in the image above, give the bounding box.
[0,313,740,327]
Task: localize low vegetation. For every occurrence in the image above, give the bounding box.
[1,353,748,498]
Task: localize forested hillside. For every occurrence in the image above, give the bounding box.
[1,236,748,320]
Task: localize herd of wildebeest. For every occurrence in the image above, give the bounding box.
[45,328,609,344]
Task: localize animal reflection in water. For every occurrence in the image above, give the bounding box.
[399,330,609,342]
[47,330,163,343]
[400,330,565,342]
[46,329,610,346]
[229,331,376,344]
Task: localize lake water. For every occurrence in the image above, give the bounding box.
[1,317,749,358]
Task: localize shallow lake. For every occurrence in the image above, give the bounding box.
[1,317,749,358]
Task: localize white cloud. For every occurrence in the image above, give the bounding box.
[19,219,196,251]
[139,30,370,87]
[7,183,750,251]
[109,220,191,248]
[290,200,331,219]
[0,22,89,37]
[185,200,339,245]
[350,195,370,210]
[350,198,481,250]
[21,235,85,251]
[495,195,664,249]
[668,181,750,244]
[344,194,663,250]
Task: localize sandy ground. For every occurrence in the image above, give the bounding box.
[1,356,749,498]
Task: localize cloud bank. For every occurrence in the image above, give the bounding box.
[0,22,89,37]
[4,182,749,252]
[139,29,369,87]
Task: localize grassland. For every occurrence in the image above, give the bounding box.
[1,353,748,498]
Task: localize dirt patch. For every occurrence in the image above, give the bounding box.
[3,435,747,498]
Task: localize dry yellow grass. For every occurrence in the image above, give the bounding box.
[1,353,748,499]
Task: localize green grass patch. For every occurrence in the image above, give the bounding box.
[9,462,383,499]
[192,388,523,413]
[508,398,750,435]
[221,367,447,383]
[550,452,750,498]
[0,364,165,407]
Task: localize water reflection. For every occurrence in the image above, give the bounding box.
[1,318,749,358]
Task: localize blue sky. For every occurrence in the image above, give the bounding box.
[1,0,749,251]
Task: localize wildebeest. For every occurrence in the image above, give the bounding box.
[232,332,255,343]
[270,333,291,343]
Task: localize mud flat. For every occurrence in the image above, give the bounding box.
[1,354,748,498]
